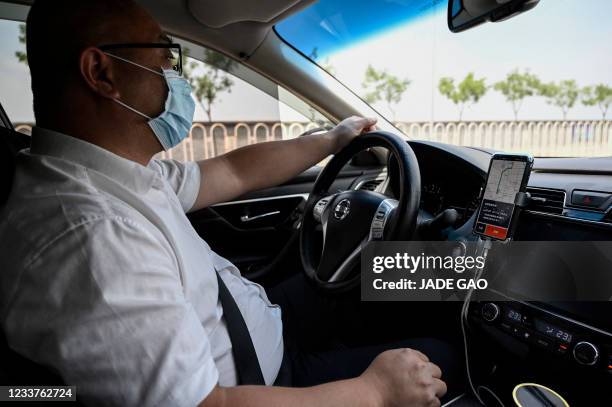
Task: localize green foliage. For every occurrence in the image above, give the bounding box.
[183,49,236,122]
[15,23,27,65]
[362,65,410,121]
[538,80,579,120]
[438,73,487,121]
[494,69,540,120]
[581,84,612,120]
[14,26,235,123]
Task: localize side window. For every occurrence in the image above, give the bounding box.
[157,40,332,162]
[0,19,34,134]
[0,18,333,159]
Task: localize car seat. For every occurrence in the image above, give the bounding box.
[0,125,85,405]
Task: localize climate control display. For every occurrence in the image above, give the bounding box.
[534,319,573,343]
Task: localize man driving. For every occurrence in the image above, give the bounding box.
[0,1,457,406]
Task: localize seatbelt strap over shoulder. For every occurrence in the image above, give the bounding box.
[215,272,265,385]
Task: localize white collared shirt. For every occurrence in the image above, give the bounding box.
[0,127,283,407]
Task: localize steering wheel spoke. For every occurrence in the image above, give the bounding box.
[328,236,369,283]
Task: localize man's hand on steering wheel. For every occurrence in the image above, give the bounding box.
[327,116,378,153]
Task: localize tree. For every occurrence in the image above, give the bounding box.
[581,84,612,120]
[15,23,27,65]
[362,65,410,122]
[494,69,540,120]
[15,25,235,124]
[183,49,236,122]
[438,73,487,121]
[538,80,579,120]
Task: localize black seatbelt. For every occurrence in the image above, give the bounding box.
[215,272,265,385]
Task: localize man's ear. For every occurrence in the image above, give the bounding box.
[79,47,120,100]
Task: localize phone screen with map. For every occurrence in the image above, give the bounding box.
[474,154,533,240]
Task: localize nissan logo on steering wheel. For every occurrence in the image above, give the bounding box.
[333,199,351,220]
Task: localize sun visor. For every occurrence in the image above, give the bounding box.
[188,0,305,28]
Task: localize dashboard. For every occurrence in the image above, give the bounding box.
[379,140,612,230]
[383,141,486,226]
[388,140,612,402]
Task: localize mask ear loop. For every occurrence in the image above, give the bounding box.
[112,98,152,120]
[103,52,164,120]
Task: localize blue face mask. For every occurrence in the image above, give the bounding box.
[105,53,196,151]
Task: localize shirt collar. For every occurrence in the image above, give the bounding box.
[29,126,160,193]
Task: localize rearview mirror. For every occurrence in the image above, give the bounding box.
[448,0,540,33]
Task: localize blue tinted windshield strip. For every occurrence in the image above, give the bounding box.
[276,0,445,61]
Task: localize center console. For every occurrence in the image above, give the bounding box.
[474,299,612,369]
[464,212,612,405]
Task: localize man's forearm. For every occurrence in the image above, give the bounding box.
[225,130,339,193]
[193,117,376,210]
[200,377,382,407]
[194,130,338,209]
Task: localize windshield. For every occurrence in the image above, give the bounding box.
[276,0,612,157]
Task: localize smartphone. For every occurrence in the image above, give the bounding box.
[474,153,533,241]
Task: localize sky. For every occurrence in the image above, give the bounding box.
[283,0,612,122]
[1,0,611,123]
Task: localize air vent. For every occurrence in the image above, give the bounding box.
[357,179,383,192]
[526,187,566,215]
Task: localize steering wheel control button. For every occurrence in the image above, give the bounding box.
[369,199,398,241]
[333,199,351,220]
[371,222,384,239]
[313,198,330,221]
[481,303,500,323]
[573,341,599,366]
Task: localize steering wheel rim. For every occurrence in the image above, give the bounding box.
[300,131,421,292]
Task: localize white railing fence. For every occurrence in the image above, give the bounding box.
[14,120,612,160]
[395,120,612,157]
[156,121,326,161]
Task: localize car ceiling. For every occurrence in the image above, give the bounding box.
[5,0,313,58]
[145,0,318,58]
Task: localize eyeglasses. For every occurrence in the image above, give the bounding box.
[98,43,183,75]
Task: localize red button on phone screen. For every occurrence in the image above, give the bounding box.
[485,225,508,239]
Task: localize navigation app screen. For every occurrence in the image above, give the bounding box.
[475,159,528,240]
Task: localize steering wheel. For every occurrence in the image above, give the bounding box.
[300,131,421,292]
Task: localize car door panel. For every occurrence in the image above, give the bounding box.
[187,164,384,281]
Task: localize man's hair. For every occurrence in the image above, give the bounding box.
[26,0,138,121]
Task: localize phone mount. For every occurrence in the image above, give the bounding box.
[514,191,531,208]
[504,190,532,242]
